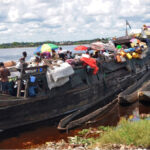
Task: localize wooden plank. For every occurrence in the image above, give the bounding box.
[17,68,24,98]
[24,79,29,98]
[17,80,21,98]
[24,65,47,71]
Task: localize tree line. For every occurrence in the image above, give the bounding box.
[0,38,109,49]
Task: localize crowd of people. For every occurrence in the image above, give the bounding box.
[0,37,148,95]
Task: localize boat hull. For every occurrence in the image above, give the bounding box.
[0,68,138,131]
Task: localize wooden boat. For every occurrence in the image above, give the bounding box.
[118,70,150,105]
[0,37,150,131]
[138,80,150,102]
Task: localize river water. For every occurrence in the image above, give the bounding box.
[0,47,149,149]
[0,46,81,62]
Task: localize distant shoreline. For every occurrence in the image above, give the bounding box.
[0,38,108,49]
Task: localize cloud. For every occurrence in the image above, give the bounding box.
[0,25,8,32]
[0,0,149,43]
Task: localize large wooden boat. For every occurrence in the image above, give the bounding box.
[0,37,150,131]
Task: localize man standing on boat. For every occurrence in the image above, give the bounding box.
[0,62,10,94]
[16,51,28,70]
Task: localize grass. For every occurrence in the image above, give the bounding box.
[93,118,150,148]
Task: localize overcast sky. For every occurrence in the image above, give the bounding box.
[0,0,150,43]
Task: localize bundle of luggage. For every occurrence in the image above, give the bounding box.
[116,38,148,63]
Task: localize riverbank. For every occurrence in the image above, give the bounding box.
[30,114,150,150]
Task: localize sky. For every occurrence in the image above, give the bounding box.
[0,0,150,43]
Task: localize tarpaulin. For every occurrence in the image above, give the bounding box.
[80,57,99,74]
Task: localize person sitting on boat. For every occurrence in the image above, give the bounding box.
[52,49,59,60]
[58,47,66,61]
[0,62,10,94]
[40,52,51,59]
[65,50,73,59]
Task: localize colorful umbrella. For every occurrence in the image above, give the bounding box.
[130,38,140,44]
[34,43,58,54]
[34,45,41,54]
[74,45,88,51]
[90,42,104,51]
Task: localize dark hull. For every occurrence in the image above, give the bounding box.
[0,63,147,131]
[138,81,150,102]
[1,38,150,131]
[118,70,150,105]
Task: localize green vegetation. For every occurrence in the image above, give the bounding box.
[68,118,150,149]
[94,118,150,148]
[0,38,109,49]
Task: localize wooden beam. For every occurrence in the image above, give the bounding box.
[24,79,29,98]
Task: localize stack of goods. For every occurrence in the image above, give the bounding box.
[46,60,74,90]
[116,38,148,63]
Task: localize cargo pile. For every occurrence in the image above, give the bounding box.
[116,38,148,63]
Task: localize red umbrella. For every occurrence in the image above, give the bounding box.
[74,45,88,51]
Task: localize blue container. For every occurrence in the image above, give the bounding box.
[124,49,130,53]
[39,68,43,72]
[128,48,135,52]
[30,76,36,83]
[124,48,135,53]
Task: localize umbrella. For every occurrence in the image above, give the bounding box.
[74,45,88,51]
[116,45,122,49]
[34,43,58,54]
[90,42,104,51]
[34,45,41,54]
[47,43,58,50]
[130,38,140,44]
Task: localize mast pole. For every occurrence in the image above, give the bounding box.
[126,20,128,36]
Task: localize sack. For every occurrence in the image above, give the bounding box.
[4,61,16,67]
[120,56,126,62]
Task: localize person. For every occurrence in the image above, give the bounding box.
[40,52,51,59]
[58,47,65,61]
[52,49,59,59]
[36,52,41,62]
[19,51,27,63]
[93,51,99,58]
[0,62,10,94]
[17,51,28,70]
[66,50,72,59]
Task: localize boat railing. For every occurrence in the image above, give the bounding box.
[16,65,47,98]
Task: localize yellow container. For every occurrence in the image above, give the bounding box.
[132,52,139,58]
[116,55,121,63]
[120,50,126,57]
[126,53,132,59]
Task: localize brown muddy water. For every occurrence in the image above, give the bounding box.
[0,102,149,149]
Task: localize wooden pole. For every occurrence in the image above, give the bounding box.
[24,79,29,98]
[17,68,24,98]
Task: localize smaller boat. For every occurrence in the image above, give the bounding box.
[58,98,118,130]
[138,80,150,102]
[118,70,150,105]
